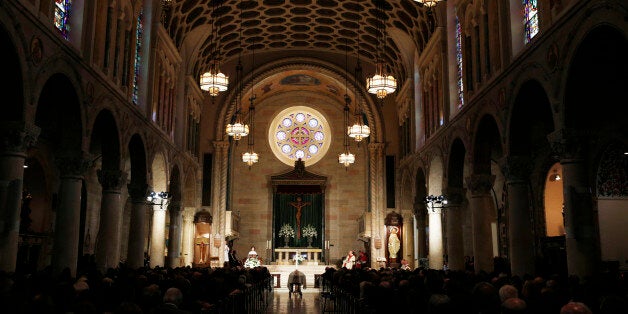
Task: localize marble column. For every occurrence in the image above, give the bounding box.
[181,209,195,266]
[150,205,167,267]
[368,142,386,268]
[52,153,91,276]
[126,183,149,269]
[500,156,535,277]
[212,141,229,265]
[414,202,428,259]
[466,173,496,273]
[0,122,39,272]
[166,202,182,268]
[444,189,465,271]
[548,129,597,278]
[401,211,415,264]
[95,169,127,271]
[428,206,444,269]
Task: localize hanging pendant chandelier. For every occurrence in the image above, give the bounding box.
[339,43,354,168]
[225,61,248,141]
[348,122,371,142]
[226,9,249,142]
[226,120,249,140]
[200,63,229,96]
[367,69,397,99]
[338,151,355,167]
[242,7,258,167]
[199,2,228,96]
[367,1,397,99]
[349,58,370,142]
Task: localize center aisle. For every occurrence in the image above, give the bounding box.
[265,288,322,313]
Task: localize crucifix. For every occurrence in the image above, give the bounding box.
[289,196,310,239]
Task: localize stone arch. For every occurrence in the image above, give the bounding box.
[564,25,628,134]
[89,109,121,171]
[0,22,24,121]
[218,57,384,143]
[472,114,503,175]
[508,80,554,156]
[35,73,84,152]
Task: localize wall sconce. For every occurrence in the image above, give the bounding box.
[425,195,448,211]
[549,170,561,182]
[146,191,170,208]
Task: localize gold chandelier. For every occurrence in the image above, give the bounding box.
[348,57,370,142]
[367,1,397,99]
[241,2,258,166]
[200,64,229,96]
[199,2,228,96]
[226,11,248,141]
[339,42,355,168]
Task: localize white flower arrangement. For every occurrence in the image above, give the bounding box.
[279,224,295,238]
[302,225,317,238]
[293,253,306,264]
[244,257,261,268]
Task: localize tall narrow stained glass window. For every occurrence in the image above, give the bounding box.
[54,0,72,40]
[132,9,144,105]
[523,0,539,44]
[455,13,464,109]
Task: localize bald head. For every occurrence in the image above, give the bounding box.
[560,302,592,314]
[501,297,527,314]
[499,284,518,302]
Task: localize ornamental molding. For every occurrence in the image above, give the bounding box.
[0,121,40,153]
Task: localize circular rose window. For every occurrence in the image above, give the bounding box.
[268,106,331,166]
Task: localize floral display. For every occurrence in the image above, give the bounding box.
[302,225,317,238]
[293,253,306,265]
[244,257,261,268]
[279,224,295,238]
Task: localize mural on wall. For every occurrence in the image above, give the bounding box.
[280,74,321,86]
[597,142,628,197]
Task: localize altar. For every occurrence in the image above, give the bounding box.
[274,248,322,265]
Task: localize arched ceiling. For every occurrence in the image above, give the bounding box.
[163,0,436,85]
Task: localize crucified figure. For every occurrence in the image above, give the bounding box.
[289,197,310,239]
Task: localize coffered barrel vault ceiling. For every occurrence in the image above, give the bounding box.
[163,0,436,83]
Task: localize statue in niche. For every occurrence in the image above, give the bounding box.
[388,226,400,261]
[20,191,33,233]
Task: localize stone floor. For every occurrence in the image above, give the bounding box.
[265,288,322,313]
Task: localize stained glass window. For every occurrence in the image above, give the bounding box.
[524,0,539,44]
[54,0,72,40]
[455,13,464,109]
[132,9,144,105]
[268,106,331,166]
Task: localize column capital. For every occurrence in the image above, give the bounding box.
[547,128,585,161]
[427,205,442,215]
[0,121,40,153]
[465,174,495,196]
[499,156,532,183]
[213,141,230,152]
[127,182,149,203]
[168,201,182,212]
[442,187,467,206]
[97,169,128,191]
[183,209,195,223]
[152,205,167,212]
[368,142,385,154]
[55,152,93,178]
